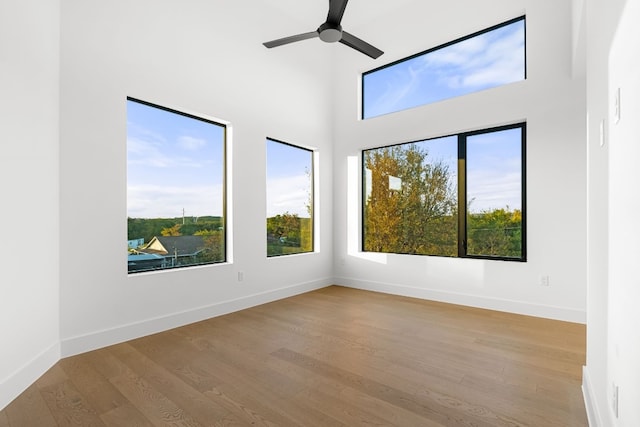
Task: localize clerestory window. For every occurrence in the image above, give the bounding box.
[362,16,526,119]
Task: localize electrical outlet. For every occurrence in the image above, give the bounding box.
[238,271,244,282]
[539,275,550,286]
[612,382,619,418]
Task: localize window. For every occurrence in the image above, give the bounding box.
[127,98,227,273]
[464,126,525,258]
[363,123,526,261]
[266,138,314,257]
[362,16,526,119]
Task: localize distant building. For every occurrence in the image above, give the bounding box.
[127,253,164,272]
[132,235,207,269]
[127,238,145,249]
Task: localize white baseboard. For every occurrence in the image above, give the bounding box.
[334,277,586,324]
[0,342,60,411]
[582,365,604,427]
[61,278,332,358]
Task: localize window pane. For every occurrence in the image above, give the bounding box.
[127,98,226,273]
[266,139,313,257]
[363,136,458,256]
[466,127,523,258]
[363,17,525,119]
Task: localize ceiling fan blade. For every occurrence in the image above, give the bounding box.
[326,0,349,25]
[263,31,319,48]
[339,31,384,59]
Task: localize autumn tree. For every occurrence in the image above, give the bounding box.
[364,143,457,255]
[267,212,302,245]
[194,229,224,262]
[160,224,182,236]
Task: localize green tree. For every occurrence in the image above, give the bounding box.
[467,207,522,258]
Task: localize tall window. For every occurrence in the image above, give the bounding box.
[127,98,226,273]
[266,138,314,257]
[362,16,526,119]
[363,123,526,261]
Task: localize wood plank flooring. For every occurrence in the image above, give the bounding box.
[0,286,587,426]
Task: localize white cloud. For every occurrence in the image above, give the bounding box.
[127,136,172,168]
[266,174,312,218]
[365,66,421,118]
[428,26,525,90]
[127,184,224,218]
[467,170,521,212]
[127,121,167,145]
[366,21,525,117]
[424,35,488,68]
[178,135,207,151]
[128,136,209,169]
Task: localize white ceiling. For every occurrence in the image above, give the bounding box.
[254,0,533,70]
[260,0,420,27]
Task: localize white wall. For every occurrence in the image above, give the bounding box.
[58,0,334,356]
[605,1,640,426]
[582,0,630,425]
[0,0,61,410]
[332,0,588,322]
[8,1,637,422]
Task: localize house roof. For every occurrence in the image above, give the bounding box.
[141,235,207,257]
[127,253,164,261]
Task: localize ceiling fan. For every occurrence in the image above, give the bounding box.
[263,0,384,59]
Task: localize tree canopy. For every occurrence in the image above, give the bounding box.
[364,143,457,256]
[364,142,522,258]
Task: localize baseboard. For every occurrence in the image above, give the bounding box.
[61,278,332,358]
[334,277,586,324]
[0,342,60,411]
[582,365,604,427]
[582,366,596,426]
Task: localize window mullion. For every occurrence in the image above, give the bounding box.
[457,134,467,257]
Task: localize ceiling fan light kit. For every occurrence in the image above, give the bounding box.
[318,23,343,43]
[263,0,384,59]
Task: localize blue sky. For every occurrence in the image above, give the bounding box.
[466,128,522,212]
[127,100,225,218]
[361,18,524,212]
[128,18,523,220]
[363,19,525,119]
[266,139,313,218]
[364,129,522,213]
[127,104,519,221]
[364,135,458,203]
[127,100,313,220]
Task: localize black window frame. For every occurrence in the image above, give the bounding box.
[362,122,527,262]
[265,137,315,258]
[126,97,228,273]
[361,15,527,119]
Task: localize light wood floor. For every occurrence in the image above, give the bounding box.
[0,286,587,426]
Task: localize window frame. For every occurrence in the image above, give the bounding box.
[265,137,315,258]
[126,97,228,273]
[362,122,527,262]
[361,15,527,119]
